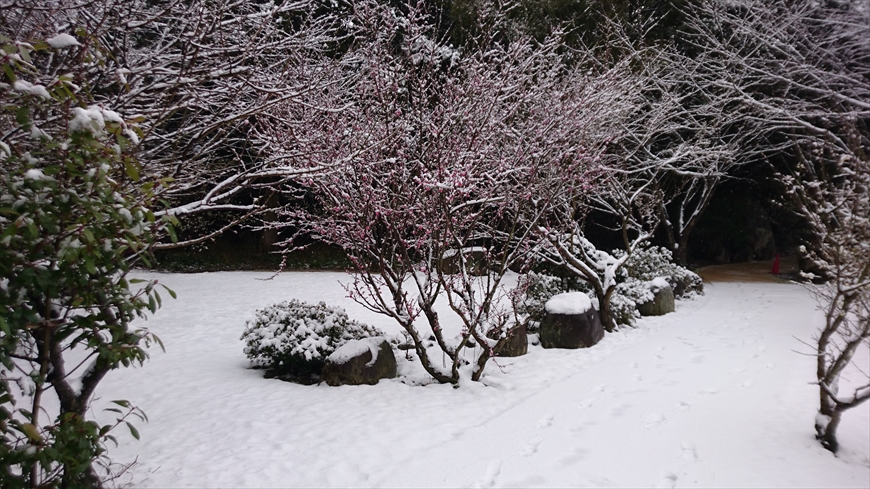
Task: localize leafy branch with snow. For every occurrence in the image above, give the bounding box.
[0,34,178,486]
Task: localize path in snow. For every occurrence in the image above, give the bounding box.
[95,272,870,488]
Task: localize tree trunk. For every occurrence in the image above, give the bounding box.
[815,405,842,454]
[471,346,491,382]
[410,334,457,385]
[598,288,617,333]
[261,191,280,249]
[676,235,690,267]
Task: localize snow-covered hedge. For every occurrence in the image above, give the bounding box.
[516,245,701,328]
[241,300,383,382]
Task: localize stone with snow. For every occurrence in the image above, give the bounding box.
[320,337,396,386]
[637,279,675,316]
[488,323,528,357]
[545,292,592,315]
[540,292,603,349]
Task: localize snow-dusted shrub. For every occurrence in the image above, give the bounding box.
[609,278,654,325]
[516,248,693,328]
[241,300,383,383]
[513,272,588,331]
[513,268,652,327]
[623,245,703,298]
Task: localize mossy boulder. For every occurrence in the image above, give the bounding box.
[638,281,675,316]
[489,323,528,357]
[539,292,604,349]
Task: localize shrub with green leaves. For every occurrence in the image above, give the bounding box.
[0,34,175,487]
[516,245,701,329]
[241,300,383,383]
[512,273,568,331]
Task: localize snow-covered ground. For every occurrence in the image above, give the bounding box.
[95,271,870,488]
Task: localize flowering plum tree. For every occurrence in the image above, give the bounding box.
[273,1,616,383]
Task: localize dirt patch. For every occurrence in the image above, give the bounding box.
[696,256,799,283]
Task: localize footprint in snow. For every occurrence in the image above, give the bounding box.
[700,387,719,395]
[681,442,698,461]
[569,421,597,433]
[642,412,666,429]
[536,413,555,428]
[740,379,755,388]
[690,355,705,364]
[674,401,691,412]
[557,447,588,467]
[610,403,631,417]
[576,398,598,409]
[656,473,678,489]
[594,383,609,393]
[520,437,542,457]
[470,460,502,488]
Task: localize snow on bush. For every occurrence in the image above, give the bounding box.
[609,278,652,325]
[622,245,703,298]
[516,245,700,328]
[241,300,383,382]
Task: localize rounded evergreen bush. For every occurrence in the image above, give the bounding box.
[241,300,383,383]
[623,245,704,298]
[512,272,568,331]
[515,245,702,329]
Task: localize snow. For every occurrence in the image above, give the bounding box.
[651,276,671,289]
[545,291,593,315]
[23,169,53,181]
[95,272,870,488]
[69,106,106,135]
[443,246,487,259]
[101,109,123,124]
[328,337,383,366]
[13,80,51,99]
[46,33,80,49]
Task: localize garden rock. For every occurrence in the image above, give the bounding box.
[638,279,675,316]
[489,323,528,357]
[320,337,396,386]
[539,292,604,349]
